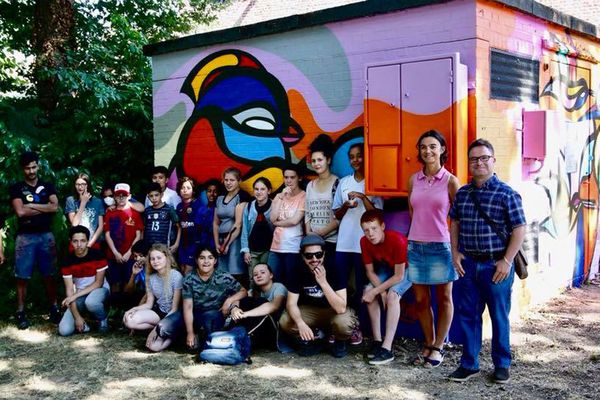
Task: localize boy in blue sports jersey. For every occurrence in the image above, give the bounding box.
[143,182,181,253]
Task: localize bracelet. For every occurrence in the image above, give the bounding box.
[503,256,512,265]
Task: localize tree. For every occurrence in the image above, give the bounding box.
[0,0,225,315]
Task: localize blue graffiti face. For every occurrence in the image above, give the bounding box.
[175,50,304,184]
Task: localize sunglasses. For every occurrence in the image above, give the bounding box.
[302,251,324,260]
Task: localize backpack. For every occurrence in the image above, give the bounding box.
[199,326,252,365]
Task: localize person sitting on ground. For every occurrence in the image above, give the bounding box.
[144,165,181,209]
[123,240,150,310]
[58,226,110,336]
[360,209,412,365]
[182,247,247,350]
[143,182,181,253]
[279,234,358,358]
[123,244,184,352]
[230,263,287,349]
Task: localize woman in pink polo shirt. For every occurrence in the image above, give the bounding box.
[407,130,460,368]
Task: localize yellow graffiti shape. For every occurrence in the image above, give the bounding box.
[191,54,239,101]
[239,167,284,194]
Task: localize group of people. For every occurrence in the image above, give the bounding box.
[6,131,525,384]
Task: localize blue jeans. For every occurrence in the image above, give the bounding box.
[267,252,300,286]
[193,309,224,335]
[156,311,184,340]
[454,256,514,370]
[335,251,366,311]
[58,287,109,336]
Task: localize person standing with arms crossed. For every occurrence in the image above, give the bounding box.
[9,151,60,329]
[448,139,526,384]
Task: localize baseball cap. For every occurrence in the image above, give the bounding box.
[114,183,130,196]
[300,233,325,249]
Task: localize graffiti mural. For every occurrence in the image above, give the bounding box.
[536,32,600,286]
[169,49,365,193]
[171,50,303,191]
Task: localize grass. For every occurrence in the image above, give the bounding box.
[1,285,600,400]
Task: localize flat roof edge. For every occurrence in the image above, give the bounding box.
[143,0,449,56]
[495,0,597,38]
[143,0,598,57]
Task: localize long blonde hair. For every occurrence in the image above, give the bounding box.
[145,243,178,300]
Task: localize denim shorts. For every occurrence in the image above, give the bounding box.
[407,241,458,285]
[365,263,412,296]
[14,232,57,279]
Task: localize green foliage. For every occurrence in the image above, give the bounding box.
[0,0,225,316]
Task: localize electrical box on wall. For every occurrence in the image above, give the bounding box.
[364,53,468,196]
[522,110,548,160]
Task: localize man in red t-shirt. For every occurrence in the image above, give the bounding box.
[360,209,412,365]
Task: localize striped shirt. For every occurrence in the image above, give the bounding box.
[61,248,109,291]
[449,175,525,254]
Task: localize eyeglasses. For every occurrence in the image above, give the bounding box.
[114,194,128,199]
[75,183,87,187]
[468,155,494,164]
[302,251,324,260]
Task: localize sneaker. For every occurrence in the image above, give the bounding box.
[98,318,109,333]
[369,348,394,365]
[366,340,382,359]
[493,367,510,384]
[49,304,62,324]
[327,334,335,344]
[448,366,480,382]
[297,340,323,357]
[350,327,363,345]
[15,311,30,330]
[80,323,91,333]
[313,328,326,341]
[331,340,348,358]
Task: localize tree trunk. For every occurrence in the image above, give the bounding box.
[31,0,75,119]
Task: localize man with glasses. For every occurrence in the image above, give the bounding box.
[279,233,358,358]
[448,139,526,384]
[9,151,60,329]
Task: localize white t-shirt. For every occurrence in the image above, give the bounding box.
[305,178,338,243]
[145,187,181,209]
[332,174,383,253]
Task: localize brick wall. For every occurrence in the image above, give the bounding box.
[536,0,600,28]
[193,0,366,34]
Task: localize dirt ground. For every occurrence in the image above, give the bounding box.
[1,285,599,400]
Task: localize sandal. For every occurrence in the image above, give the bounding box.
[423,346,444,368]
[412,346,432,366]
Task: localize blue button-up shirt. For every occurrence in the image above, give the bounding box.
[449,174,526,254]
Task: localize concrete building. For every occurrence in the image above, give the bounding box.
[144,0,600,332]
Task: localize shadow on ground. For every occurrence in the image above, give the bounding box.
[1,285,599,400]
